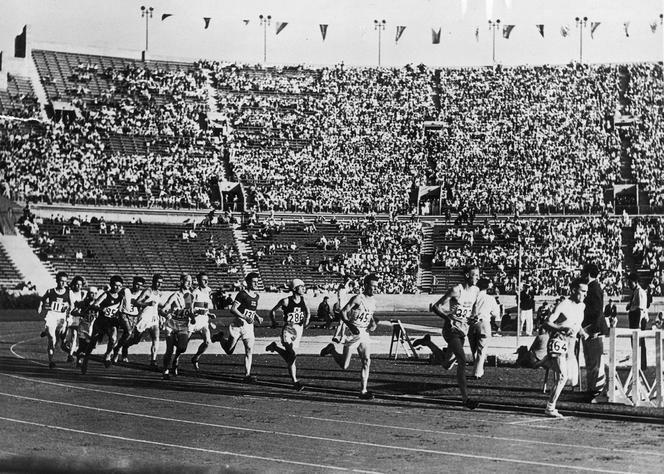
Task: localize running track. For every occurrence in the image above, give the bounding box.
[1,323,663,473]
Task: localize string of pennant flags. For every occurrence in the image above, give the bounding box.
[159,14,662,42]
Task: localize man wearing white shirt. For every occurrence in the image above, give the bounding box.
[541,278,589,418]
[468,278,499,379]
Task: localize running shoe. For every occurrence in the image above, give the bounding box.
[293,381,304,392]
[359,391,374,400]
[320,343,335,357]
[412,334,431,348]
[265,342,278,353]
[48,361,56,369]
[163,369,170,380]
[191,356,200,373]
[81,358,89,375]
[544,407,564,419]
[244,375,257,384]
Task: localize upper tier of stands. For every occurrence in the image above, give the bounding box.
[2,49,660,216]
[0,74,39,119]
[430,64,621,214]
[22,217,242,290]
[624,63,664,210]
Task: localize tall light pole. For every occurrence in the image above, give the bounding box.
[374,19,386,67]
[140,6,154,52]
[259,14,272,63]
[575,16,588,63]
[488,19,501,64]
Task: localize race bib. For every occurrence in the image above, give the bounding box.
[286,308,305,325]
[243,309,257,323]
[50,301,68,313]
[547,333,568,357]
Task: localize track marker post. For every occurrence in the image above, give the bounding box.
[389,320,418,360]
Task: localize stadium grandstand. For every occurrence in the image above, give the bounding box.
[0,1,663,472]
[0,42,661,296]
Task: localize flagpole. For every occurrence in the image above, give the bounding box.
[140,6,154,52]
[259,14,271,63]
[575,16,588,63]
[488,19,500,64]
[374,19,386,67]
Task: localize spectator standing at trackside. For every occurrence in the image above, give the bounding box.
[317,296,333,329]
[519,284,536,336]
[536,301,552,330]
[626,273,648,371]
[468,278,499,379]
[604,299,618,328]
[581,263,609,403]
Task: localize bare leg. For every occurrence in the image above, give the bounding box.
[547,355,568,410]
[242,338,254,377]
[445,335,469,402]
[357,342,371,393]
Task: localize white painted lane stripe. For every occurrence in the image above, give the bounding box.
[0,415,379,473]
[2,371,662,455]
[0,391,639,473]
[509,417,562,425]
[297,415,664,457]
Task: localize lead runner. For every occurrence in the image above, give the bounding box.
[430,265,480,410]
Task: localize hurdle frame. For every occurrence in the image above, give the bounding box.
[607,327,663,407]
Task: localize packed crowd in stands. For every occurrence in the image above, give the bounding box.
[344,218,422,294]
[632,216,664,296]
[432,217,623,295]
[0,117,218,208]
[625,63,664,209]
[430,64,621,214]
[4,52,661,217]
[205,62,434,213]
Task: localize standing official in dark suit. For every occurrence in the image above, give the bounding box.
[581,263,609,402]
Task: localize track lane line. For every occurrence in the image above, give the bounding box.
[0,391,643,473]
[0,415,380,473]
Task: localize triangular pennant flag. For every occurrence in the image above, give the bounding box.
[203,17,211,29]
[243,19,250,26]
[623,21,630,37]
[319,24,328,41]
[432,27,441,44]
[536,24,544,37]
[560,25,570,37]
[395,26,406,43]
[161,14,173,21]
[276,22,288,35]
[502,24,515,39]
[475,27,480,42]
[650,22,658,34]
[590,22,601,39]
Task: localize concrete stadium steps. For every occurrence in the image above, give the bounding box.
[0,235,54,293]
[232,226,263,290]
[0,242,26,290]
[417,224,434,292]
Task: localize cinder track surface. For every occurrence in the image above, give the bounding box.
[1,320,663,473]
